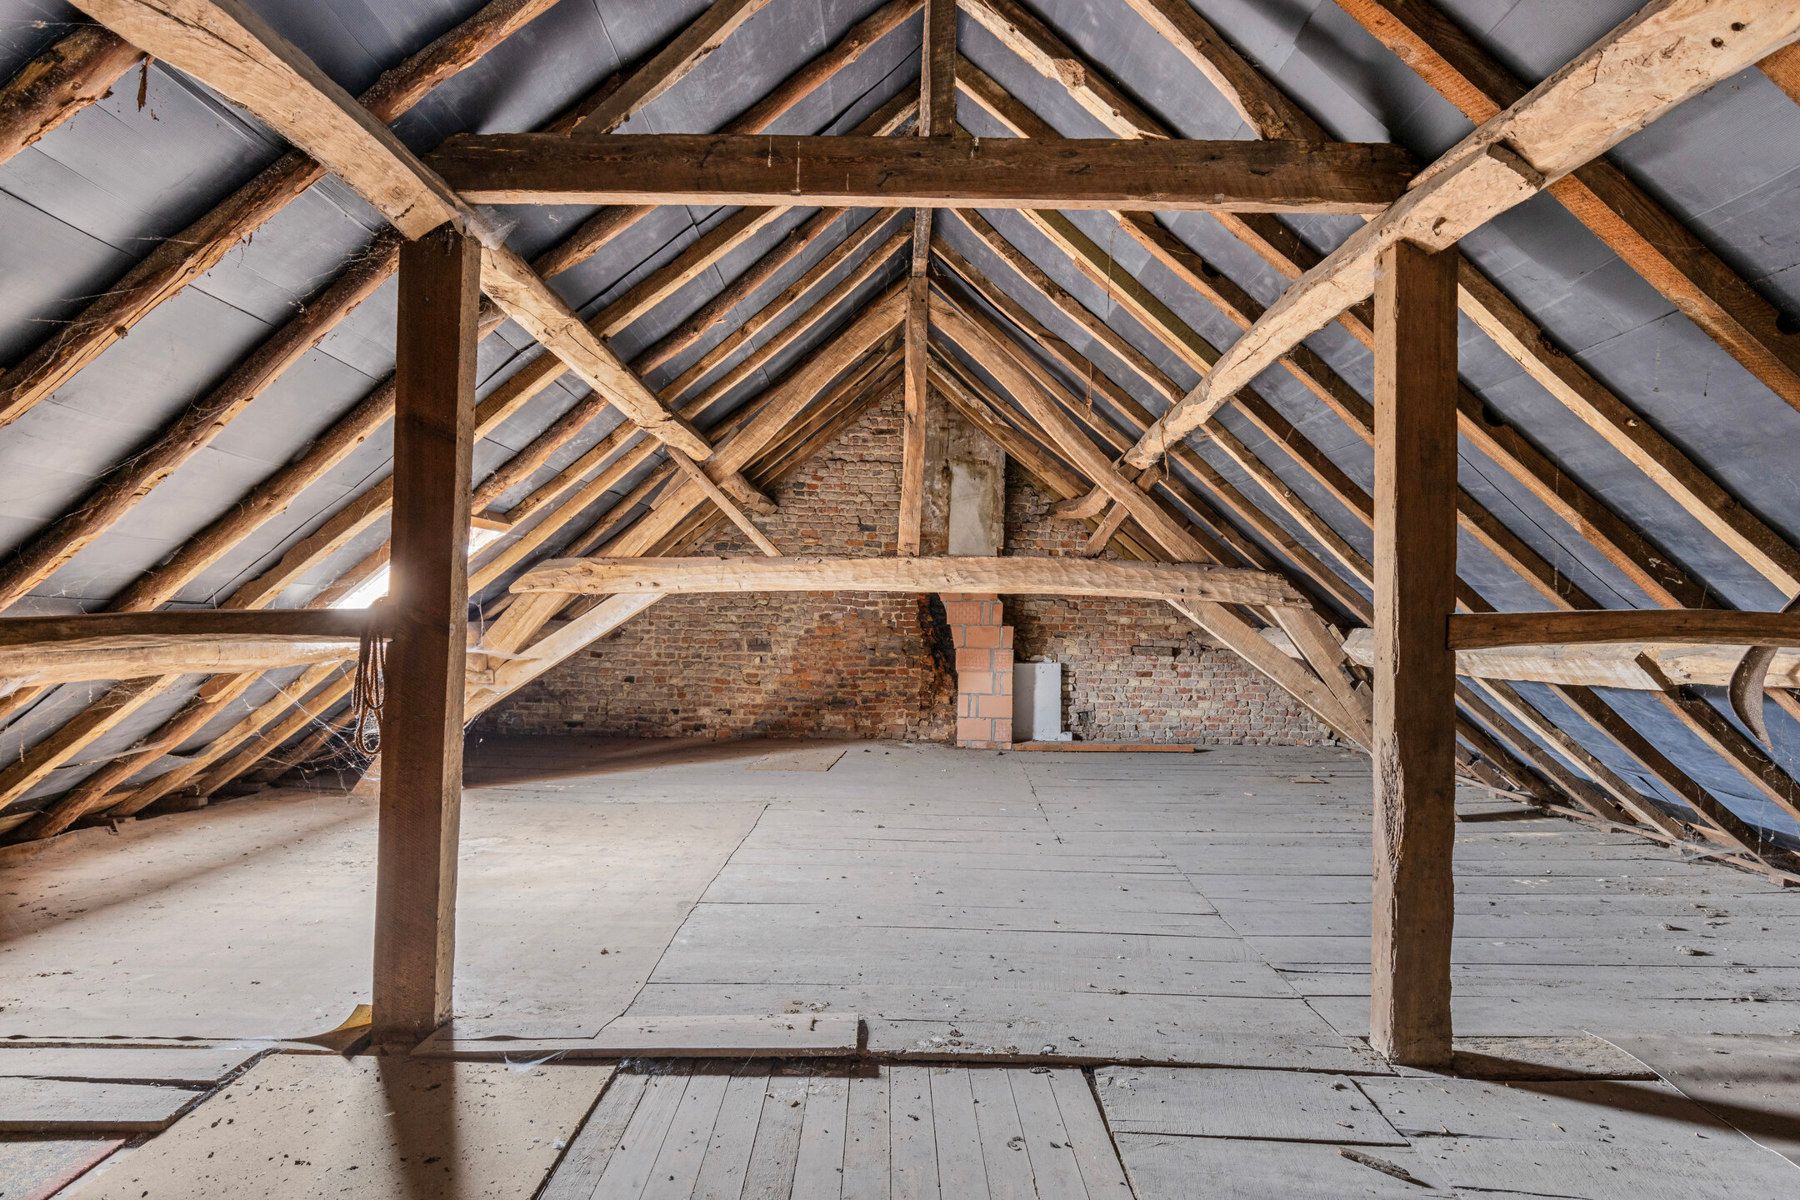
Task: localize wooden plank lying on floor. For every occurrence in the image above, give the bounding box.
[1095,1066,1407,1145]
[0,1045,260,1085]
[59,1055,609,1199]
[415,1013,865,1059]
[539,1064,1132,1199]
[0,1077,201,1134]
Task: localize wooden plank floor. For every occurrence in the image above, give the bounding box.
[10,740,1800,1196]
[541,1063,1132,1200]
[605,743,1800,1062]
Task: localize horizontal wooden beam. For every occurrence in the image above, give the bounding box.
[510,554,1304,607]
[1450,610,1800,651]
[429,133,1416,213]
[1124,0,1800,466]
[0,638,355,691]
[1337,628,1800,692]
[0,608,381,688]
[0,608,378,649]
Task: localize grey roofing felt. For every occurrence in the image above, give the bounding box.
[0,0,1798,842]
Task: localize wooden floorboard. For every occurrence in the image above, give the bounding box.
[17,741,1800,1196]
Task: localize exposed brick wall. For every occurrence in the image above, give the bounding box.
[479,391,1334,747]
[479,389,956,742]
[1003,467,1334,746]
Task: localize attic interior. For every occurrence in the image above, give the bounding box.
[1,0,1799,1196]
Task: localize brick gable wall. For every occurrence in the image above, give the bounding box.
[477,390,1334,747]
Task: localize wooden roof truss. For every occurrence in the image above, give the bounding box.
[0,0,1794,900]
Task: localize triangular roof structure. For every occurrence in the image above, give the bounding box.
[1,0,1799,883]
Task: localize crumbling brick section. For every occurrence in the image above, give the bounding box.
[943,593,1013,748]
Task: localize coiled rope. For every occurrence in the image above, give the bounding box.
[351,600,388,755]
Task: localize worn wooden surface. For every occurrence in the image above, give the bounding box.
[59,1054,607,1199]
[10,742,1800,1194]
[541,1063,1131,1200]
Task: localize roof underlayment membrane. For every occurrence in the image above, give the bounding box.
[0,0,1797,845]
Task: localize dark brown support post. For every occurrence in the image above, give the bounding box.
[1370,240,1458,1067]
[371,224,480,1046]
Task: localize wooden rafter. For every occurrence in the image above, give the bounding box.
[0,0,564,432]
[565,0,779,135]
[0,23,142,167]
[1338,0,1800,415]
[70,0,715,463]
[945,23,1800,863]
[1128,0,1800,465]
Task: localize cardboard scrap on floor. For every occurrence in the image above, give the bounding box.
[60,1053,612,1199]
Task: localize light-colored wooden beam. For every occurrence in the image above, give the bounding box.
[0,0,562,433]
[1127,0,1800,467]
[70,0,714,463]
[509,554,1303,607]
[432,132,1416,212]
[1343,627,1800,692]
[1451,610,1800,651]
[898,276,930,555]
[1114,0,1308,139]
[370,226,479,1047]
[1370,240,1458,1069]
[71,0,463,236]
[0,638,351,693]
[0,24,141,167]
[1339,0,1800,415]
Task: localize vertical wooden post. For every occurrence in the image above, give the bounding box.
[899,274,930,555]
[899,0,955,556]
[1370,239,1458,1068]
[371,224,479,1047]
